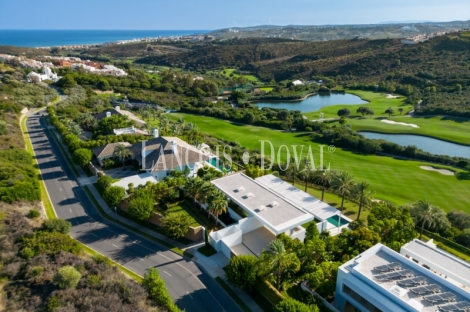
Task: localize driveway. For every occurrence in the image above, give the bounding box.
[104,167,139,180]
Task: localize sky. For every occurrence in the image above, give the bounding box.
[1,0,469,30]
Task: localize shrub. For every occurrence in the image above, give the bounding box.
[142,268,180,312]
[31,266,44,276]
[22,231,81,258]
[274,298,319,312]
[162,213,192,239]
[53,266,82,289]
[103,186,126,206]
[97,175,114,190]
[128,196,154,221]
[102,158,115,169]
[226,255,259,289]
[72,148,93,167]
[27,209,40,219]
[41,218,72,234]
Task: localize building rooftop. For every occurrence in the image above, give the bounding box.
[401,239,470,289]
[212,173,314,234]
[255,174,339,220]
[112,172,157,190]
[92,142,131,159]
[130,136,209,172]
[341,244,470,312]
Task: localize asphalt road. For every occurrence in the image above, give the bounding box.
[26,114,241,312]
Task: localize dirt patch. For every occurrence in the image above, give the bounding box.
[420,166,454,176]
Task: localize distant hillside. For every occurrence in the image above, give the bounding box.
[137,31,470,116]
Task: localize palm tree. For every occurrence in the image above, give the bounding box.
[313,169,334,201]
[197,181,213,212]
[301,157,314,192]
[411,200,446,240]
[113,144,133,169]
[353,181,374,220]
[184,178,204,207]
[68,123,82,136]
[289,156,298,185]
[263,239,299,290]
[159,115,170,135]
[143,122,153,135]
[207,191,228,226]
[332,171,356,210]
[78,113,96,131]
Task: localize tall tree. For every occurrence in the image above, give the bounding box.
[260,239,300,290]
[332,171,356,210]
[411,200,448,240]
[313,169,334,201]
[207,190,228,225]
[301,157,314,192]
[353,181,374,220]
[113,143,133,169]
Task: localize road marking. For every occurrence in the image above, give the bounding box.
[187,291,193,299]
[90,233,98,237]
[112,244,120,248]
[69,208,72,213]
[60,188,62,191]
[164,271,172,276]
[138,258,145,261]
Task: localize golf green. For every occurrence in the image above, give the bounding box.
[169,113,470,212]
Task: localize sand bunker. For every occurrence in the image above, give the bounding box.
[381,119,419,128]
[386,94,400,98]
[420,166,454,176]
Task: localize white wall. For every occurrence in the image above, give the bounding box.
[220,230,242,259]
[227,207,243,221]
[290,226,306,241]
[238,217,263,234]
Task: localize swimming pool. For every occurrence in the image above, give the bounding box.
[327,215,349,227]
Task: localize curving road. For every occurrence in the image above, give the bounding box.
[26,113,241,312]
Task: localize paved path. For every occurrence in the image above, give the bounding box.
[26,113,242,312]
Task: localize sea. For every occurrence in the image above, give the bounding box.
[0,30,210,48]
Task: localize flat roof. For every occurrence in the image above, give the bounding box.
[212,173,314,234]
[112,172,158,190]
[255,174,340,220]
[341,244,470,312]
[401,239,470,288]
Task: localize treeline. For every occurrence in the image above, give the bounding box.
[319,125,470,168]
[136,32,470,116]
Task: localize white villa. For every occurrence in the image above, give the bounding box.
[292,79,304,86]
[26,66,59,82]
[335,240,470,312]
[209,173,350,259]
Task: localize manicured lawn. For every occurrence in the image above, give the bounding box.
[168,113,470,212]
[162,201,209,228]
[222,68,260,82]
[338,115,470,146]
[260,87,273,92]
[303,90,413,120]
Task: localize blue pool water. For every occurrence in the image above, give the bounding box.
[327,216,349,227]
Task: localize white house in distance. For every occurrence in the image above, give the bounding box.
[209,173,350,259]
[26,66,59,82]
[334,241,470,312]
[292,79,304,86]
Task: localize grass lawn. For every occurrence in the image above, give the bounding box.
[260,87,273,92]
[162,201,210,228]
[168,112,470,212]
[337,115,470,146]
[303,90,413,120]
[222,68,260,83]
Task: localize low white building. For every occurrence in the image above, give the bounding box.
[209,173,349,259]
[292,79,304,86]
[26,66,58,82]
[335,243,470,312]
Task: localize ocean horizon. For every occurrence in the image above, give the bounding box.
[0,29,210,48]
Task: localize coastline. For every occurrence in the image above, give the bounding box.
[0,29,210,49]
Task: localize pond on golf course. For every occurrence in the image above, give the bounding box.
[251,93,368,112]
[359,132,470,159]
